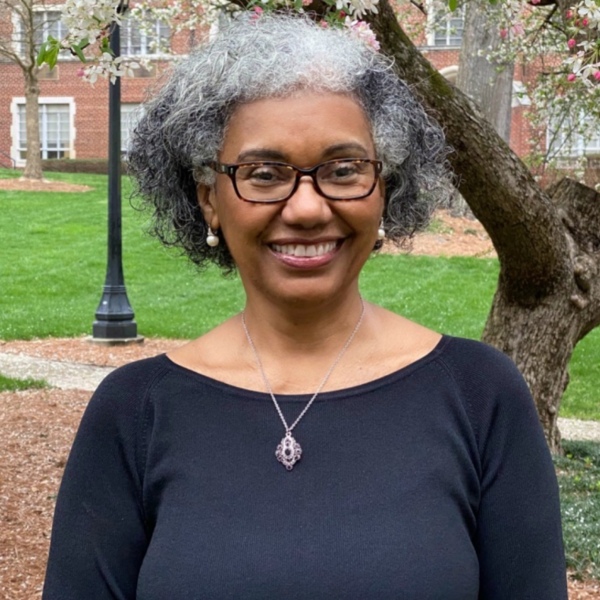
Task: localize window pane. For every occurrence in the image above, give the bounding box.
[121,16,170,55]
[548,112,600,157]
[432,5,464,47]
[31,10,66,52]
[121,104,143,153]
[19,103,71,154]
[18,106,27,149]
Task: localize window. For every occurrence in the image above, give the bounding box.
[16,102,73,160]
[427,2,465,47]
[548,114,600,159]
[15,9,68,58]
[121,104,143,155]
[120,16,170,56]
[18,10,67,55]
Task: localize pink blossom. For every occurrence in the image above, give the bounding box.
[511,23,525,36]
[567,38,577,49]
[250,6,263,21]
[594,71,600,81]
[566,9,573,19]
[530,0,541,4]
[581,17,589,26]
[567,73,577,82]
[499,28,508,39]
[344,18,380,51]
[302,0,312,5]
[76,68,85,77]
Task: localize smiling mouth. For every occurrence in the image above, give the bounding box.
[270,241,339,258]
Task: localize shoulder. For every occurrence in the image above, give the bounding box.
[82,355,175,431]
[96,354,174,393]
[434,336,541,450]
[435,335,526,388]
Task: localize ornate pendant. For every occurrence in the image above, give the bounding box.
[276,432,302,470]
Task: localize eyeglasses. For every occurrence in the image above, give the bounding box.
[204,158,383,203]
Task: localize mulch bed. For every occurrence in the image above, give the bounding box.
[0,179,92,193]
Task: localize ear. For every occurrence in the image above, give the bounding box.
[197,184,220,230]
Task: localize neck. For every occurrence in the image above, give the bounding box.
[241,290,366,357]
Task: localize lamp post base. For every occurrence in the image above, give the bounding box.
[92,285,139,341]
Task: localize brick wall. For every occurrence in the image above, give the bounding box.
[0,7,539,170]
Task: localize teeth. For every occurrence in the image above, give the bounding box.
[272,241,337,257]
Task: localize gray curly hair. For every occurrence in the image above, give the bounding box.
[127,12,449,272]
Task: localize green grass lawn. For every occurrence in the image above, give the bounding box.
[1,169,598,419]
[0,374,47,392]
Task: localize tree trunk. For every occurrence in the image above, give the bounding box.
[484,179,600,450]
[450,0,514,218]
[22,68,43,180]
[456,0,513,143]
[369,1,600,452]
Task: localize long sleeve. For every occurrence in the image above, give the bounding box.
[441,341,568,599]
[42,361,159,600]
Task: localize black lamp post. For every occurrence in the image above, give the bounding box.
[92,1,139,341]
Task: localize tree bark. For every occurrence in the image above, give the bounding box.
[483,179,600,449]
[456,0,513,143]
[369,1,600,452]
[0,0,44,180]
[22,67,43,180]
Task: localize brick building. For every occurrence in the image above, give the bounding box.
[0,4,596,172]
[0,4,188,169]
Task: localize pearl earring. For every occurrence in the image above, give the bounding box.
[377,218,385,241]
[206,226,219,247]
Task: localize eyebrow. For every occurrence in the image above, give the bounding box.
[236,143,371,164]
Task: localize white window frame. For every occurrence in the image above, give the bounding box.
[426,1,465,48]
[120,15,170,57]
[10,97,76,167]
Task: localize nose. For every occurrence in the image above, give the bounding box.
[280,176,333,228]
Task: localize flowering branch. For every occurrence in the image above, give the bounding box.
[36,0,382,81]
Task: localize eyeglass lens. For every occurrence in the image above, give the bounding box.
[235,160,377,202]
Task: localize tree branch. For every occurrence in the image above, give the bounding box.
[0,43,27,70]
[368,0,571,304]
[409,0,427,16]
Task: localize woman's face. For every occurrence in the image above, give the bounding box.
[198,90,384,308]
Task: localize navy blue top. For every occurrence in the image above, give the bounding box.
[43,336,567,599]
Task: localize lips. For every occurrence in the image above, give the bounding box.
[271,241,337,257]
[268,238,342,269]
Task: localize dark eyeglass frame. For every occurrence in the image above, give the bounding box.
[204,158,383,203]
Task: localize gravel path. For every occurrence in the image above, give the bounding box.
[0,352,113,392]
[1,350,599,442]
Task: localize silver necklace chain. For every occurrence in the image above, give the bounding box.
[241,298,366,470]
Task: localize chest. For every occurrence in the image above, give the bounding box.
[137,379,481,599]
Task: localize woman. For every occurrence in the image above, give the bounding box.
[43,13,567,599]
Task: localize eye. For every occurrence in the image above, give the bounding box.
[319,161,365,183]
[238,164,293,187]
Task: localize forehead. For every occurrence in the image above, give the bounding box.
[220,91,375,164]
